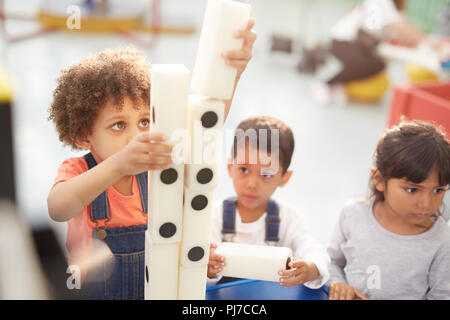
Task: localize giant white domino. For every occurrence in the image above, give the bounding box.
[148,64,190,244]
[144,231,179,299]
[215,243,293,282]
[191,0,251,99]
[185,94,225,190]
[146,64,189,300]
[180,188,215,268]
[178,265,208,300]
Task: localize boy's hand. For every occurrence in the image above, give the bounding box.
[222,17,257,79]
[207,243,226,279]
[112,131,174,176]
[278,259,319,287]
[328,282,357,300]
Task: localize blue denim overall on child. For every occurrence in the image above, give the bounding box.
[79,152,148,300]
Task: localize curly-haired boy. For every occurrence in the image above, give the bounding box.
[47,19,256,300]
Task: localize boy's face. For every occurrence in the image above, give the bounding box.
[77,96,150,163]
[228,145,292,211]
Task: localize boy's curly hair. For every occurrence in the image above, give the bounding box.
[48,46,151,150]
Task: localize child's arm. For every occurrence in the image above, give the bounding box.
[277,208,330,289]
[47,131,172,222]
[221,18,256,121]
[426,238,450,300]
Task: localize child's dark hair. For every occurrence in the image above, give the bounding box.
[231,116,295,174]
[370,120,450,203]
[48,46,151,150]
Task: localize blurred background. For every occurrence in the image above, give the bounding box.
[0,0,449,298]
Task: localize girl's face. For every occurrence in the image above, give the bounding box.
[77,96,150,164]
[373,166,449,226]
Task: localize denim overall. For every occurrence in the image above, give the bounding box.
[79,152,148,300]
[218,196,280,284]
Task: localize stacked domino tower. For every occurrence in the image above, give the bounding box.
[145,0,251,300]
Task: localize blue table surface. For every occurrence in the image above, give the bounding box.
[206,279,329,300]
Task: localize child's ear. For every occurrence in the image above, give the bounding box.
[74,135,91,150]
[279,170,293,187]
[371,167,385,192]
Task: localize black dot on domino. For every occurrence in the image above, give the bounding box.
[188,246,205,262]
[145,266,149,283]
[159,222,177,238]
[196,168,213,184]
[201,111,218,128]
[160,168,178,184]
[191,195,208,211]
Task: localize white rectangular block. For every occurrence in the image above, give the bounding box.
[187,94,224,167]
[191,0,251,99]
[180,188,215,267]
[215,243,293,282]
[144,231,180,300]
[148,64,190,244]
[178,265,208,300]
[151,64,190,165]
[148,164,184,243]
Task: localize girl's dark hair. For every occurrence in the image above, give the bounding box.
[370,120,450,203]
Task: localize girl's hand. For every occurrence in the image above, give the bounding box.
[222,17,257,79]
[207,243,226,278]
[278,259,319,287]
[328,282,357,300]
[112,131,173,176]
[353,287,371,300]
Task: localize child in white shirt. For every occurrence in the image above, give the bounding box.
[207,116,330,289]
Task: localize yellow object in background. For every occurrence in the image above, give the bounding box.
[345,71,390,102]
[405,62,439,84]
[0,67,13,103]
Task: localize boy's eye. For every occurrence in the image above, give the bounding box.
[111,122,125,131]
[239,167,248,174]
[139,119,150,128]
[433,188,446,195]
[260,171,273,179]
[405,188,417,193]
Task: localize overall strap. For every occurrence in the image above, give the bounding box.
[221,196,237,242]
[83,153,149,220]
[265,199,280,245]
[83,152,110,221]
[136,172,148,214]
[221,197,280,246]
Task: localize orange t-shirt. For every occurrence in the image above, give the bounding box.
[51,157,148,281]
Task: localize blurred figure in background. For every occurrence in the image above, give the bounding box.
[311,0,423,105]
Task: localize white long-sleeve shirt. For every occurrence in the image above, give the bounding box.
[210,198,330,289]
[331,0,402,42]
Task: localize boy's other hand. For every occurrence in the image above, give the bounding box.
[278,259,319,287]
[113,131,174,176]
[222,17,257,79]
[207,243,226,279]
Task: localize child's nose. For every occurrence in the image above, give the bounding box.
[417,192,432,210]
[246,175,258,190]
